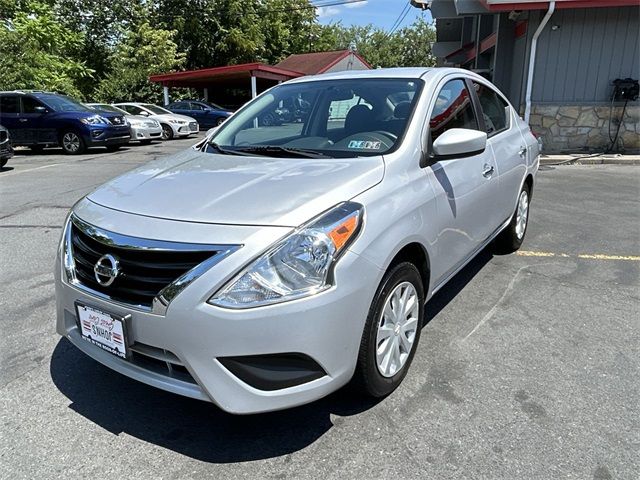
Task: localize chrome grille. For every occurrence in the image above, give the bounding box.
[65,216,240,312]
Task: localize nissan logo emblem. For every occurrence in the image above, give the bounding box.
[94,254,121,286]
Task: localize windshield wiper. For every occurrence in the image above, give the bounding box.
[234,145,331,159]
[207,142,254,156]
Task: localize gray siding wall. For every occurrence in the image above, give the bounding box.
[530,6,640,103]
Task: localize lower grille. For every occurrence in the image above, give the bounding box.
[130,343,197,384]
[67,216,239,310]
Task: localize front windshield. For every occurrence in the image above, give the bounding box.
[40,95,92,112]
[142,104,172,115]
[207,78,423,158]
[90,104,127,114]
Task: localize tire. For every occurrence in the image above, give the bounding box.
[105,145,121,152]
[495,183,531,253]
[352,262,425,398]
[215,117,226,126]
[60,131,86,155]
[161,124,174,140]
[0,159,7,169]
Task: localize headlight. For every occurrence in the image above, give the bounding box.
[169,119,186,125]
[210,202,363,309]
[81,115,109,125]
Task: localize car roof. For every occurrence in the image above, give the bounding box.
[285,67,480,84]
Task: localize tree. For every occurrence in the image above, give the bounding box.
[94,22,185,103]
[0,1,94,97]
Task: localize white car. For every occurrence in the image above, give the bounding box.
[114,103,198,140]
[87,104,162,144]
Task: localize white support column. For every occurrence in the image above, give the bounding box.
[251,74,258,128]
[203,88,209,102]
[250,74,257,98]
[163,86,170,106]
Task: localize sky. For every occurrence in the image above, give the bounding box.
[315,0,432,31]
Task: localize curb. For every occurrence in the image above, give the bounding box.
[540,156,640,166]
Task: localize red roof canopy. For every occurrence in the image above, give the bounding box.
[149,63,303,88]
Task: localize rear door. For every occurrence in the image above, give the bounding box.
[425,78,500,282]
[0,95,24,143]
[21,96,56,144]
[470,80,526,223]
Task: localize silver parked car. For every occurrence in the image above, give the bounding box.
[87,104,163,144]
[114,102,198,140]
[55,68,539,414]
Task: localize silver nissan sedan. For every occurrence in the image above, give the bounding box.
[55,68,539,414]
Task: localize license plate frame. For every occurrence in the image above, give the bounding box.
[75,302,131,360]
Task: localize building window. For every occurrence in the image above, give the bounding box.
[430,79,478,141]
[473,82,509,136]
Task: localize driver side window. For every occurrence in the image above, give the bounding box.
[430,79,479,142]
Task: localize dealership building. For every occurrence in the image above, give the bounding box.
[412,0,640,153]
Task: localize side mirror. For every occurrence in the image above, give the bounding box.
[431,128,487,161]
[34,106,47,114]
[139,111,150,117]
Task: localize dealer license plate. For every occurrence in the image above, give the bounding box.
[76,303,129,359]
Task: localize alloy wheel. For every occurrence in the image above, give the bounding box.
[62,132,80,153]
[375,281,419,378]
[515,190,529,240]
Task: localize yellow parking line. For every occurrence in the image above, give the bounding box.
[517,251,640,262]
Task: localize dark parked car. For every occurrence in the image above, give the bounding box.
[0,91,130,154]
[0,125,13,168]
[166,100,232,128]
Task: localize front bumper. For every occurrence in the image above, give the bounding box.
[171,122,199,137]
[55,201,381,414]
[84,125,131,146]
[130,124,162,141]
[0,141,13,161]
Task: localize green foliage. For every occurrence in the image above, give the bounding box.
[94,22,185,103]
[0,1,94,97]
[0,1,436,102]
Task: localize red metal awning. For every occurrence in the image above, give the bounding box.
[149,63,304,88]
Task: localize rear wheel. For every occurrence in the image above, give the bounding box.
[495,183,531,253]
[161,124,173,140]
[60,131,86,155]
[352,262,424,398]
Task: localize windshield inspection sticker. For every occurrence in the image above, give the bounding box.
[348,140,382,150]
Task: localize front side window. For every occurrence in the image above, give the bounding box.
[120,105,144,115]
[0,96,20,114]
[473,81,509,136]
[430,79,478,142]
[22,96,46,113]
[189,103,205,111]
[208,78,423,158]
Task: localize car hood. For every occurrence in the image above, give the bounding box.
[87,149,384,227]
[150,113,195,123]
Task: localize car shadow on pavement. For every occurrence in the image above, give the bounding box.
[50,338,381,463]
[0,166,14,173]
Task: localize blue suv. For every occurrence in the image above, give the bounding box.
[0,91,130,154]
[165,100,232,128]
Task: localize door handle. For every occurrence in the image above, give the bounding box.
[19,118,28,123]
[482,164,495,178]
[519,146,527,158]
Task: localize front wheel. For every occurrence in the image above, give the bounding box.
[495,183,531,253]
[60,131,86,155]
[352,262,425,398]
[161,124,174,140]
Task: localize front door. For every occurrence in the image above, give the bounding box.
[425,78,500,284]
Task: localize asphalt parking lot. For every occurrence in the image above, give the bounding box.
[0,139,638,480]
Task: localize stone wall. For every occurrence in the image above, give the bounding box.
[526,104,640,154]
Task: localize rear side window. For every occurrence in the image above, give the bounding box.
[189,103,205,110]
[430,79,478,141]
[473,82,509,136]
[0,96,20,114]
